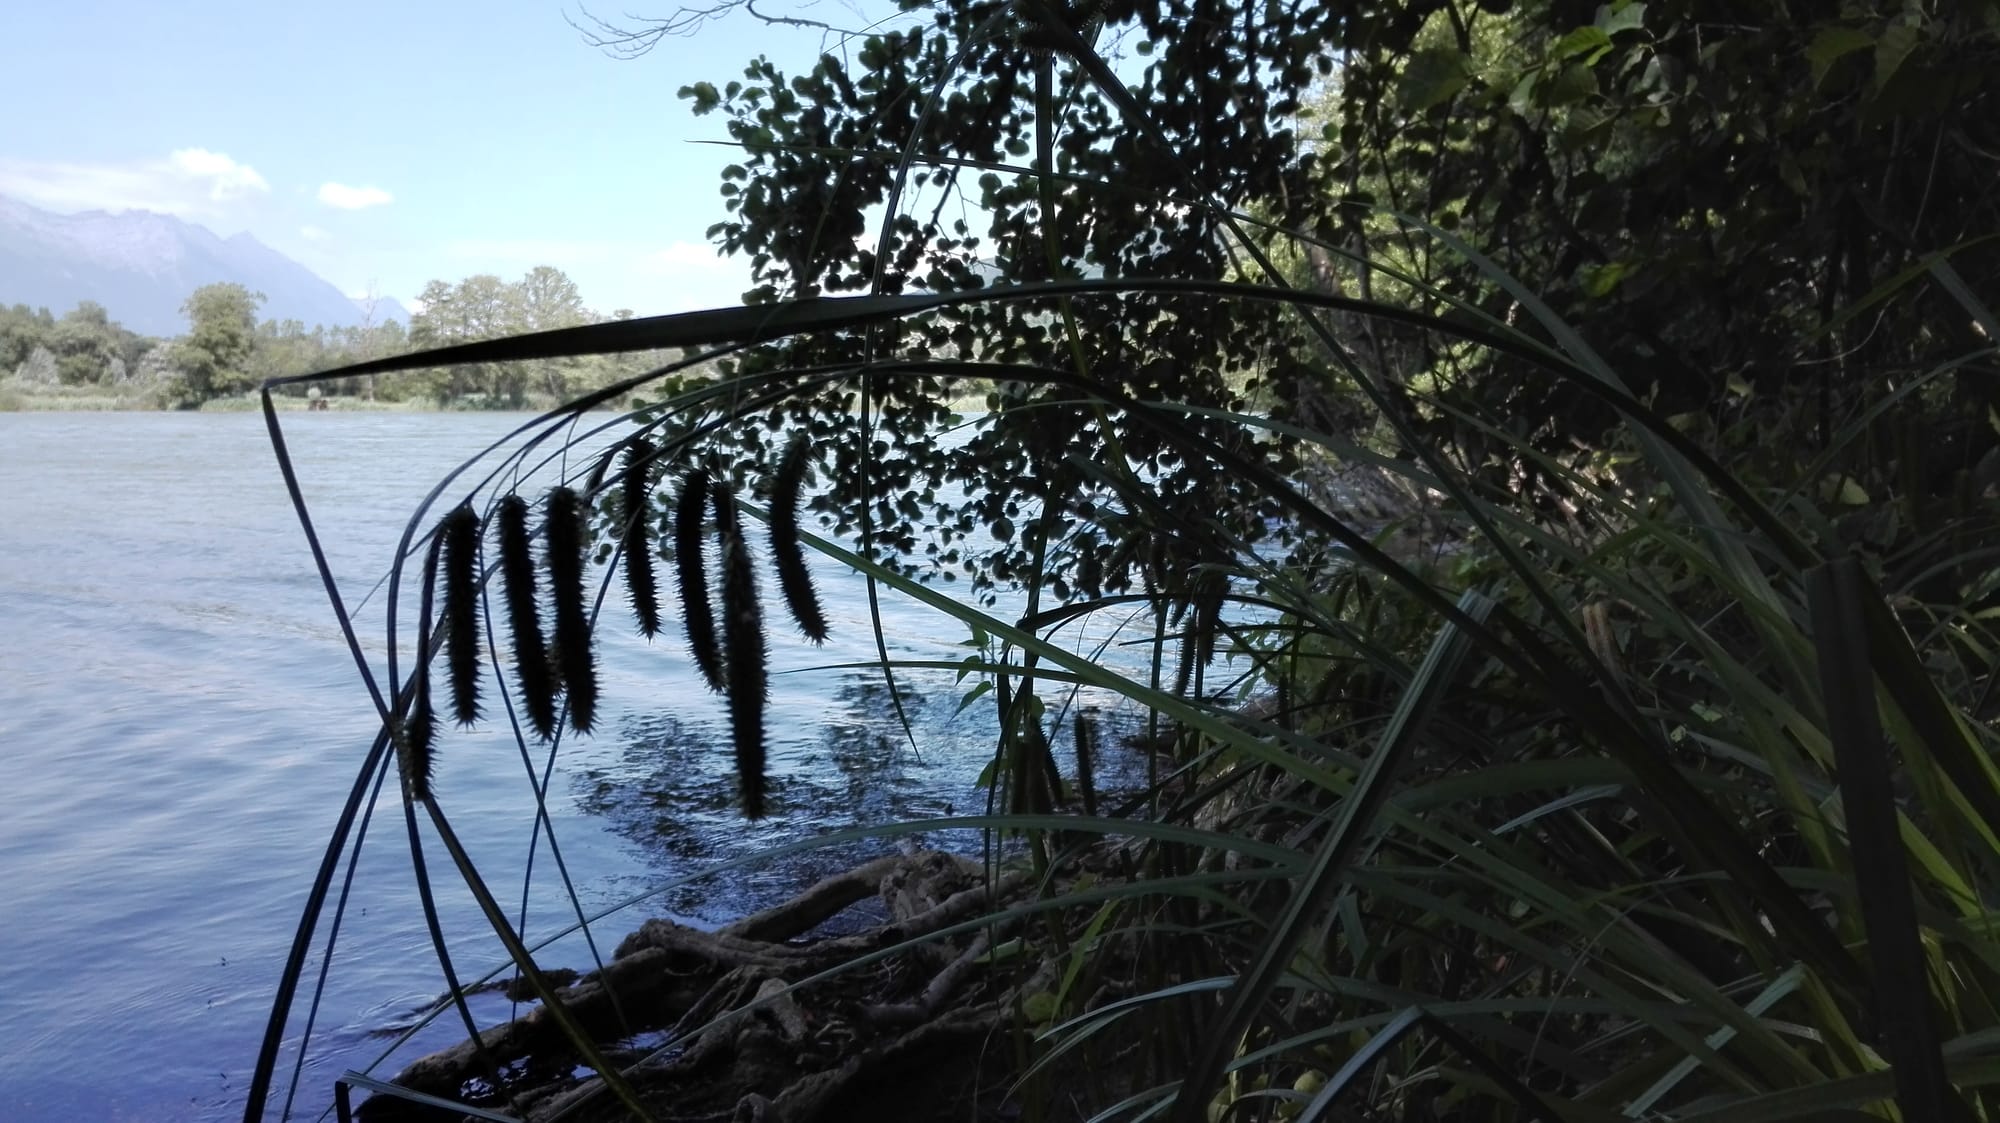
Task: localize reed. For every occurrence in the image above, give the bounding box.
[1071,712,1097,818]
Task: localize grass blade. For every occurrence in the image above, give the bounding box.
[1808,556,1974,1123]
[1171,588,1495,1122]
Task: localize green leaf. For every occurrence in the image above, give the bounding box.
[1595,2,1647,38]
[1398,46,1470,113]
[1778,150,1810,196]
[1545,61,1599,106]
[1551,26,1614,65]
[1579,261,1632,298]
[1021,990,1059,1023]
[684,80,722,113]
[1807,559,1976,1123]
[1805,26,1874,88]
[1874,21,1920,92]
[1173,589,1496,1119]
[1507,69,1541,115]
[957,680,993,713]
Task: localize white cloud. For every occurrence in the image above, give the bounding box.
[317,182,393,210]
[168,148,269,199]
[299,224,331,241]
[0,148,268,216]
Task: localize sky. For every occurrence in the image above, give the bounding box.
[0,0,903,316]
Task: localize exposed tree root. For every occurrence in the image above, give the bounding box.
[356,848,1045,1123]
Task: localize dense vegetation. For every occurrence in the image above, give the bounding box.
[250,2,2000,1121]
[0,265,664,410]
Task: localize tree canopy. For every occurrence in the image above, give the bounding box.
[629,0,1998,598]
[407,266,632,407]
[0,264,653,409]
[170,282,266,404]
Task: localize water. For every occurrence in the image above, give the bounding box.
[0,411,1152,1122]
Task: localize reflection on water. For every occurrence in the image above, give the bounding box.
[574,672,1000,925]
[0,410,1160,1122]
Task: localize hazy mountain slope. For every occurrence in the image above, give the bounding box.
[0,195,405,336]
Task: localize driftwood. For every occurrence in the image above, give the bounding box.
[358,848,1041,1123]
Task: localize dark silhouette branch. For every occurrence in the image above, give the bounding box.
[570,0,850,54]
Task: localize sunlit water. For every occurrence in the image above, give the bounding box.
[0,412,1155,1122]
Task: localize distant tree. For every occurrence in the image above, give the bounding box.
[0,304,54,371]
[50,300,125,384]
[353,281,388,331]
[133,345,178,389]
[516,265,590,398]
[365,317,407,359]
[410,267,591,407]
[517,265,588,330]
[171,283,265,404]
[0,301,133,387]
[248,317,325,389]
[12,345,58,386]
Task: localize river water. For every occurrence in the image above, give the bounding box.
[0,411,1152,1122]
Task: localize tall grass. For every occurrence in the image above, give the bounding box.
[242,17,1999,1123]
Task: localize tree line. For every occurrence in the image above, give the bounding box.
[1,264,663,409]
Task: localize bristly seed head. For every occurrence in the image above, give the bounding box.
[769,432,830,644]
[544,486,599,735]
[675,464,725,693]
[621,439,664,639]
[440,504,484,728]
[494,494,558,741]
[713,476,770,819]
[404,518,446,801]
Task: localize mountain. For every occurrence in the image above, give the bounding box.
[0,194,404,337]
[353,294,411,327]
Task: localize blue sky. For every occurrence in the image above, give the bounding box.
[0,0,899,316]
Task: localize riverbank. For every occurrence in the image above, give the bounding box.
[0,380,995,415]
[0,382,550,413]
[0,411,1083,1121]
[355,845,1069,1122]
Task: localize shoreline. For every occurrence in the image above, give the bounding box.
[0,390,996,415]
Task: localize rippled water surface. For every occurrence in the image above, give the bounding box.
[0,411,1148,1122]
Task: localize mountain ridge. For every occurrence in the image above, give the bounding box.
[0,194,407,336]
